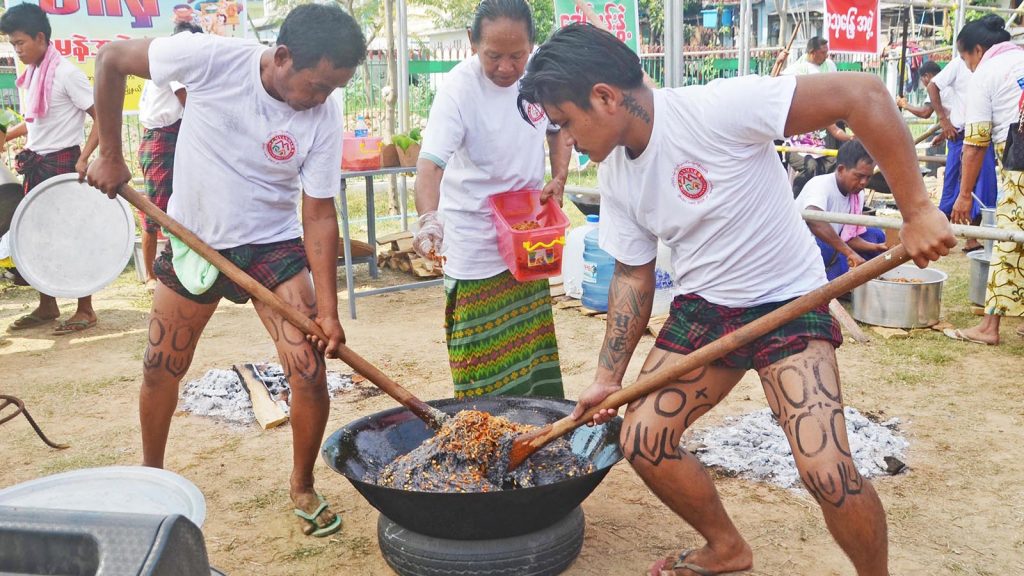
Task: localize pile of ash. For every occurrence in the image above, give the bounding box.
[687,407,908,489]
[180,363,353,425]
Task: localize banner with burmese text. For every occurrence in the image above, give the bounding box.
[824,0,880,54]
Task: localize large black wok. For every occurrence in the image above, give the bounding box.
[322,397,623,540]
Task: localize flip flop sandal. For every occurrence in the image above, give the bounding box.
[52,319,97,336]
[648,549,748,576]
[293,494,342,538]
[942,328,994,346]
[9,313,56,331]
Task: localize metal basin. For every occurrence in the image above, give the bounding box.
[566,187,600,217]
[968,250,990,307]
[852,264,948,328]
[321,397,623,540]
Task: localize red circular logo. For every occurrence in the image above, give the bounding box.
[675,163,711,202]
[527,103,546,124]
[265,132,297,162]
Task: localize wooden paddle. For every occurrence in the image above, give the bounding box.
[116,184,448,430]
[506,243,914,472]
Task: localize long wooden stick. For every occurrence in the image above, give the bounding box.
[117,184,447,430]
[771,21,802,77]
[507,245,912,470]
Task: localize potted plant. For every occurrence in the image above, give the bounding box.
[393,127,422,167]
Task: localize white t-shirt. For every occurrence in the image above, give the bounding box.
[23,57,93,155]
[419,56,549,280]
[796,173,862,235]
[149,33,342,249]
[931,58,972,129]
[597,76,826,308]
[782,57,837,76]
[964,45,1024,146]
[138,79,185,130]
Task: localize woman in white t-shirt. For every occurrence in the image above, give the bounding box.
[519,24,955,576]
[413,0,570,399]
[945,14,1024,345]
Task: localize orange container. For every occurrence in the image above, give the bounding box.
[341,136,383,171]
[488,189,569,282]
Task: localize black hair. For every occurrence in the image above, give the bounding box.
[0,3,52,43]
[807,36,828,52]
[173,21,204,34]
[836,139,873,169]
[277,4,366,71]
[957,14,1011,53]
[919,60,941,77]
[518,23,643,121]
[470,0,535,44]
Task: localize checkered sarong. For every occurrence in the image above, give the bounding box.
[14,145,80,194]
[138,120,180,233]
[656,293,842,371]
[154,238,308,305]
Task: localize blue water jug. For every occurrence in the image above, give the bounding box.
[581,227,615,312]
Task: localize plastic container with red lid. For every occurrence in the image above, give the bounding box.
[488,189,569,282]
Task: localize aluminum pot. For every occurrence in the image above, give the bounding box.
[852,264,948,328]
[980,207,997,258]
[968,250,990,307]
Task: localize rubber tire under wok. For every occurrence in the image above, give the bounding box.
[378,506,585,576]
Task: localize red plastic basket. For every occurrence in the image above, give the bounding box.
[488,189,569,282]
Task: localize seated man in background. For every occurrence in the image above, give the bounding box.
[797,140,887,281]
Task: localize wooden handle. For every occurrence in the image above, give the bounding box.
[770,22,802,77]
[118,184,445,429]
[913,124,941,145]
[509,245,911,467]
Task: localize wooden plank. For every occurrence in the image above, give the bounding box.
[647,314,669,336]
[376,230,413,246]
[828,299,871,343]
[581,306,605,316]
[554,299,582,310]
[550,283,566,298]
[233,364,289,430]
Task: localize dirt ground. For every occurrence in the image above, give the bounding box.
[1,250,1022,576]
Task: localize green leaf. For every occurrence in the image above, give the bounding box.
[409,127,421,142]
[393,134,413,151]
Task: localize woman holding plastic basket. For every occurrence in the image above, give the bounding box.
[413,0,571,398]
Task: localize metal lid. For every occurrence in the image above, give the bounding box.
[9,174,135,298]
[0,466,206,527]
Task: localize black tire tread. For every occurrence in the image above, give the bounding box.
[378,507,585,576]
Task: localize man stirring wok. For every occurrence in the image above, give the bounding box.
[518,24,954,576]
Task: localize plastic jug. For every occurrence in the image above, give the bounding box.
[563,214,599,299]
[581,226,615,312]
[652,241,676,316]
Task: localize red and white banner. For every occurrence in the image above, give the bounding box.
[824,0,881,54]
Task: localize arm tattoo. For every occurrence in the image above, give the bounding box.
[621,91,651,124]
[598,262,652,371]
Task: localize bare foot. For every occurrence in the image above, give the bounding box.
[290,488,340,537]
[648,543,753,576]
[956,325,999,346]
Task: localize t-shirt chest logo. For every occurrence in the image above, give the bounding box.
[673,161,712,203]
[264,131,298,163]
[526,103,546,124]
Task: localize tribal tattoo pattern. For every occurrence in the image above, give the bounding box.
[758,342,862,508]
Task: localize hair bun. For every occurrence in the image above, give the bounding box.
[982,13,1006,30]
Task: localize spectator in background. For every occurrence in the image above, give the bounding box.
[796,140,887,281]
[903,57,998,253]
[1,3,100,335]
[136,22,201,291]
[782,37,853,195]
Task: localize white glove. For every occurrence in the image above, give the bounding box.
[413,210,444,261]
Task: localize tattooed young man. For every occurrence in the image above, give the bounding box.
[87,5,365,538]
[519,24,956,576]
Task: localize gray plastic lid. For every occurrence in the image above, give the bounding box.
[586,214,599,223]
